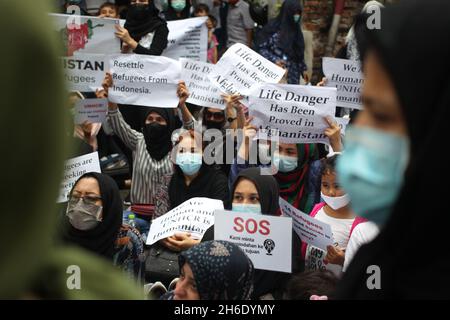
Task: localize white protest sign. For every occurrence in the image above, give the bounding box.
[279,198,334,252]
[108,54,181,108]
[181,59,226,109]
[146,197,224,245]
[61,53,106,92]
[74,98,108,124]
[315,117,350,145]
[119,17,208,61]
[214,210,292,273]
[50,14,120,56]
[208,43,285,96]
[322,57,364,110]
[248,83,337,144]
[58,152,102,203]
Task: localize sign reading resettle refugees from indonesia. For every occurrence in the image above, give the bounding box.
[248,83,337,144]
[322,57,364,109]
[108,54,181,108]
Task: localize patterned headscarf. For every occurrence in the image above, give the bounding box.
[178,241,254,300]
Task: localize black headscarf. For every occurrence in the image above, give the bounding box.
[336,0,450,299]
[178,240,254,300]
[255,0,304,63]
[62,173,123,259]
[230,167,280,215]
[124,2,166,41]
[141,107,179,161]
[230,168,303,299]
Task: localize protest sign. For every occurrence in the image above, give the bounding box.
[61,53,106,92]
[248,83,337,144]
[119,17,208,61]
[50,14,120,56]
[322,57,364,110]
[279,198,334,252]
[208,43,285,96]
[146,198,224,245]
[58,152,102,203]
[315,116,350,145]
[181,59,226,109]
[108,54,181,108]
[74,98,108,124]
[214,210,292,273]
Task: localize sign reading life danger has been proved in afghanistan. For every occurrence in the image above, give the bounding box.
[108,54,181,108]
[208,43,285,96]
[248,83,337,144]
[322,57,364,110]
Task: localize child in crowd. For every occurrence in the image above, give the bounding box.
[193,4,218,63]
[284,270,338,300]
[97,2,120,18]
[302,154,365,276]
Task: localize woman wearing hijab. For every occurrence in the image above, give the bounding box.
[163,240,254,300]
[203,167,303,299]
[62,173,123,259]
[163,0,191,21]
[255,0,307,84]
[1,0,140,299]
[158,130,230,252]
[334,0,450,298]
[115,0,169,56]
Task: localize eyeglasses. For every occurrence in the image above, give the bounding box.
[205,111,225,120]
[69,194,102,206]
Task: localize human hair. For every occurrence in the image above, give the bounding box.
[284,270,338,300]
[320,154,340,177]
[208,14,217,28]
[194,4,210,15]
[97,2,119,15]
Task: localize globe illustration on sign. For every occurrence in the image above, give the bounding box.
[263,239,275,255]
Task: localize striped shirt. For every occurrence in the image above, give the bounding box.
[108,109,174,205]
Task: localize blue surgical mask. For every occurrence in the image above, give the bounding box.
[171,0,186,12]
[337,126,410,226]
[274,154,298,173]
[293,14,301,23]
[176,152,202,176]
[232,203,262,215]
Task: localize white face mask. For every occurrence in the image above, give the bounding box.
[321,192,350,210]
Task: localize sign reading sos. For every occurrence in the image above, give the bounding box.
[233,217,270,236]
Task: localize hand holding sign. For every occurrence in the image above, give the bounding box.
[325,245,345,266]
[323,116,343,152]
[114,25,137,50]
[161,232,200,252]
[177,80,190,105]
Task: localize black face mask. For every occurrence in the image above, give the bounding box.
[127,4,151,22]
[205,120,225,130]
[143,122,167,140]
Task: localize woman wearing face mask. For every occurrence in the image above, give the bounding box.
[158,130,230,252]
[62,173,123,259]
[115,0,169,56]
[203,167,302,299]
[98,74,182,223]
[162,240,254,300]
[230,116,343,214]
[301,155,366,277]
[163,0,191,21]
[334,0,450,298]
[255,0,307,84]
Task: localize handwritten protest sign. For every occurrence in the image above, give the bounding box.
[50,14,120,56]
[58,152,102,203]
[181,59,226,109]
[248,83,337,144]
[61,53,106,92]
[119,17,208,61]
[74,98,108,124]
[208,43,285,96]
[279,198,334,251]
[322,57,364,110]
[146,198,224,245]
[214,210,292,273]
[108,54,181,108]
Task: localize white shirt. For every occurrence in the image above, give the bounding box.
[343,222,379,272]
[305,208,355,276]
